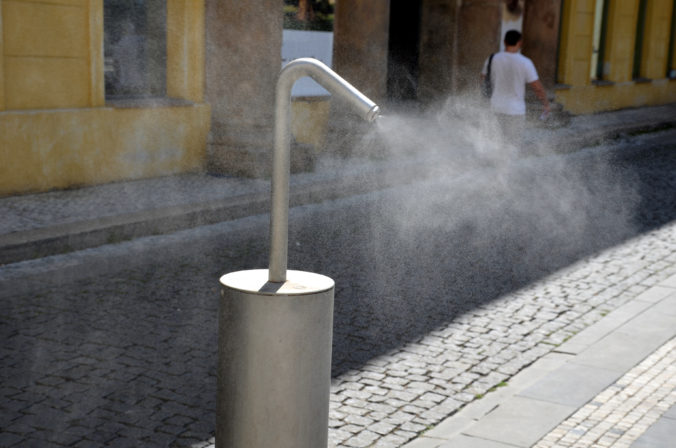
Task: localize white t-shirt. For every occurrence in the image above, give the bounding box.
[481,51,539,116]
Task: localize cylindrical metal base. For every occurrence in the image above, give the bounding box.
[217,269,335,448]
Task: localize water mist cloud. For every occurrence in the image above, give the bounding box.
[349,97,640,318]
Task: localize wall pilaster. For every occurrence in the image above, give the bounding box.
[205,0,282,177]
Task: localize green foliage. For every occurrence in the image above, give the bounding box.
[283,0,334,31]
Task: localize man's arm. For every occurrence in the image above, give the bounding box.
[528,79,551,113]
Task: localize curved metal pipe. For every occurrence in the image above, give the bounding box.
[268,58,380,282]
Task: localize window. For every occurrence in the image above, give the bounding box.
[633,0,649,80]
[591,0,609,81]
[669,0,676,78]
[103,0,167,99]
[283,0,334,31]
[282,0,335,97]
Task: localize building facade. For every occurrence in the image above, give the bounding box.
[555,0,676,113]
[1,0,674,196]
[0,0,210,196]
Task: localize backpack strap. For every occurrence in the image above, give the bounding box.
[487,53,495,80]
[483,53,495,98]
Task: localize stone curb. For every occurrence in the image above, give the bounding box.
[0,162,430,266]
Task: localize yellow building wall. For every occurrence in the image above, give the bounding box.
[291,98,331,150]
[0,0,210,196]
[1,0,103,109]
[556,79,676,114]
[556,0,676,114]
[558,0,596,86]
[672,6,676,76]
[641,0,674,79]
[167,0,205,102]
[0,105,210,195]
[604,0,639,82]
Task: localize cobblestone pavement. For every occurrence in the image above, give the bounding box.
[1,132,675,447]
[326,223,676,448]
[534,337,675,448]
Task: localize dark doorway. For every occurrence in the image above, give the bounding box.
[387,0,422,101]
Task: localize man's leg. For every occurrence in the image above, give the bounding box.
[496,113,525,153]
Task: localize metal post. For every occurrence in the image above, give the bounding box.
[269,58,379,282]
[217,270,334,448]
[217,58,379,448]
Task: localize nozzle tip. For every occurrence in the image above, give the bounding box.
[367,105,380,123]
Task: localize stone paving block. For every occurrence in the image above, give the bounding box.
[663,404,676,419]
[438,434,516,447]
[399,436,446,448]
[373,432,409,447]
[75,429,118,445]
[518,362,621,408]
[0,432,24,448]
[400,420,428,433]
[344,429,380,447]
[13,438,52,448]
[556,299,656,355]
[345,414,375,426]
[660,273,676,288]
[650,294,676,317]
[46,430,85,446]
[628,414,676,448]
[462,396,575,447]
[104,436,140,447]
[574,329,671,373]
[328,428,352,446]
[633,286,676,304]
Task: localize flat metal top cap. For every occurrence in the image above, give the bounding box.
[220,269,334,296]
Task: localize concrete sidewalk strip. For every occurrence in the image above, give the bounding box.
[631,413,676,448]
[517,363,620,408]
[0,158,427,266]
[553,291,671,356]
[461,396,575,447]
[571,313,675,373]
[535,338,675,448]
[403,282,676,448]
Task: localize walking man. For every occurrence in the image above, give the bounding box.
[481,30,550,147]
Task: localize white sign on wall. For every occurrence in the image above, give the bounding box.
[282,29,334,97]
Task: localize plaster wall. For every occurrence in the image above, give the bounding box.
[604,0,640,82]
[556,78,676,114]
[522,0,562,89]
[456,1,502,91]
[557,0,594,86]
[0,105,210,196]
[418,0,456,101]
[640,0,674,80]
[205,0,282,176]
[333,0,390,102]
[1,0,103,110]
